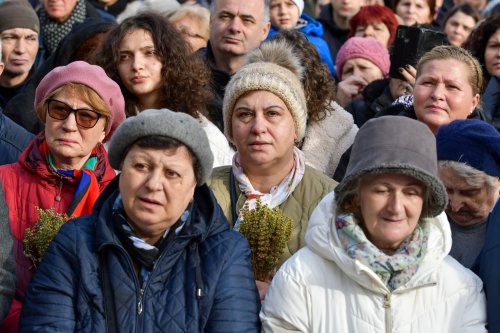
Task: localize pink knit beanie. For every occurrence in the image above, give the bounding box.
[335,37,390,80]
[35,61,126,142]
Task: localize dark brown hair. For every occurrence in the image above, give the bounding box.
[93,12,212,118]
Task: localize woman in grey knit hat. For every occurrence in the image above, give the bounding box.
[261,116,487,332]
[19,109,260,332]
[208,39,336,302]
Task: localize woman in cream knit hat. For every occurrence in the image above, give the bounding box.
[208,40,336,302]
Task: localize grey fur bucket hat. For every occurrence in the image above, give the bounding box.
[108,109,214,185]
[335,116,447,217]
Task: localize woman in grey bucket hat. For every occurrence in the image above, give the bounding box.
[19,109,261,332]
[260,116,487,332]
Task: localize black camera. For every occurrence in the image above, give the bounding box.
[389,25,448,80]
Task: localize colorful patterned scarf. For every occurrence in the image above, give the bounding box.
[39,140,101,217]
[232,147,306,231]
[335,213,429,291]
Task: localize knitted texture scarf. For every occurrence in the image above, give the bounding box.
[335,213,429,291]
[39,0,87,54]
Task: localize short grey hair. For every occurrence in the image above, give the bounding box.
[210,0,270,24]
[439,160,499,191]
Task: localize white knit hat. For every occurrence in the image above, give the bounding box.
[292,0,304,15]
[223,41,307,144]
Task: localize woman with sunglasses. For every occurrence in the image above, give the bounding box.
[0,61,126,333]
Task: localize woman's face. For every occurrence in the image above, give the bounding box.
[444,11,476,47]
[484,28,500,77]
[395,0,432,26]
[232,90,297,174]
[172,15,208,52]
[119,144,197,245]
[413,58,479,134]
[356,173,425,253]
[354,22,392,48]
[117,28,163,108]
[44,87,106,170]
[341,58,384,83]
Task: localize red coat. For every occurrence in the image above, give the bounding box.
[0,137,116,333]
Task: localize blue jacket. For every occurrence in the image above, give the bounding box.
[474,200,500,333]
[267,13,336,78]
[0,110,33,166]
[19,178,261,332]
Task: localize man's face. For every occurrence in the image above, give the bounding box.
[0,28,39,83]
[43,0,78,22]
[210,0,270,59]
[439,166,500,226]
[331,0,364,21]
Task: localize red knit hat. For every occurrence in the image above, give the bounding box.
[35,61,126,142]
[335,37,390,80]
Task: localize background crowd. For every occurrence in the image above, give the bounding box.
[0,0,499,331]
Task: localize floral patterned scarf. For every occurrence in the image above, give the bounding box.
[335,213,429,291]
[232,147,306,231]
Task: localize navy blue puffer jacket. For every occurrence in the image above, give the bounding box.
[19,177,261,332]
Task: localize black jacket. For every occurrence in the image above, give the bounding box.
[317,4,350,63]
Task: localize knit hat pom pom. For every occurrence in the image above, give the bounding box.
[246,40,304,82]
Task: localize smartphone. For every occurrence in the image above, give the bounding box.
[389,25,448,80]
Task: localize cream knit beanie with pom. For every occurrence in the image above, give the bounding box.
[223,40,308,144]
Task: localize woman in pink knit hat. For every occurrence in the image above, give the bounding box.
[0,61,126,333]
[335,36,390,107]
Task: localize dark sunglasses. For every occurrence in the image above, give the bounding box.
[46,98,102,129]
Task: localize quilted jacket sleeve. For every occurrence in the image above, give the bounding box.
[18,220,80,332]
[0,184,15,322]
[204,232,261,333]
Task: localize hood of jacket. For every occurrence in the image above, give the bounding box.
[269,13,324,38]
[305,192,452,293]
[298,13,324,37]
[94,176,229,249]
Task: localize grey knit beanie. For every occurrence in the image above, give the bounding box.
[108,109,214,185]
[223,40,307,144]
[335,116,447,217]
[0,0,40,34]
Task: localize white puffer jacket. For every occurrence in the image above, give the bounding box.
[261,192,487,333]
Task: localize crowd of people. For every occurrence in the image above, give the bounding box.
[0,0,499,332]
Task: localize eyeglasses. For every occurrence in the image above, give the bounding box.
[46,98,102,129]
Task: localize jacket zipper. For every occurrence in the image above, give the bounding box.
[55,178,63,202]
[382,282,437,332]
[137,288,144,315]
[383,293,392,333]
